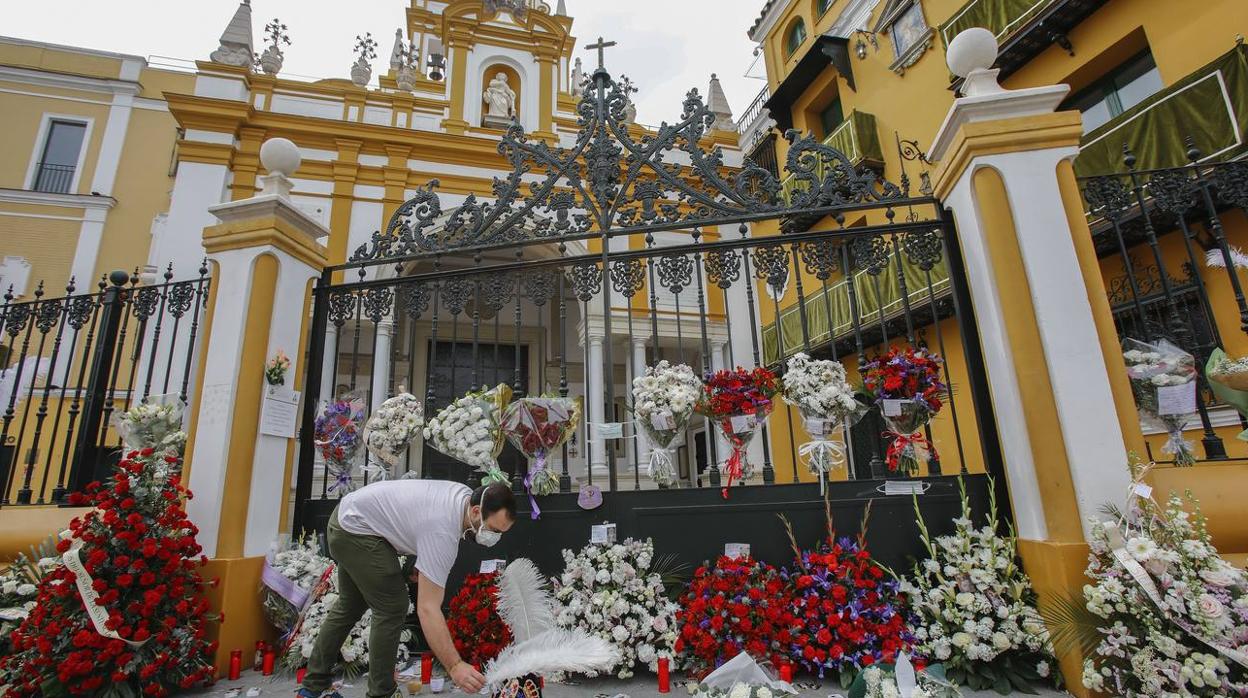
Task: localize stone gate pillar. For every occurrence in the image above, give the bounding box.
[928,29,1145,694]
[183,138,328,672]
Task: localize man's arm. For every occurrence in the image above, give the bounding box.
[416,571,485,693]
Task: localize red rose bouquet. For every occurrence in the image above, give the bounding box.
[448,572,512,668]
[697,367,781,496]
[0,402,216,697]
[861,347,945,475]
[500,396,580,519]
[779,506,918,688]
[674,555,795,678]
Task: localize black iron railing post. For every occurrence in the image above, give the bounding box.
[67,270,129,495]
[293,269,331,535]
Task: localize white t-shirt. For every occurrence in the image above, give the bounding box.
[337,479,470,588]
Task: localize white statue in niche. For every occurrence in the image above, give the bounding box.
[483,72,517,119]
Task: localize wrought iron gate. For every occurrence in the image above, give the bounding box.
[292,62,1006,534]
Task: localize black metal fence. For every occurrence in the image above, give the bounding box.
[0,264,210,506]
[1082,147,1248,462]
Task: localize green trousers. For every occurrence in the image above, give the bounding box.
[303,508,409,698]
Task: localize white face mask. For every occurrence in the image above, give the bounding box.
[474,518,502,547]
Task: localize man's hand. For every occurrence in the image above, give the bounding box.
[449,661,485,693]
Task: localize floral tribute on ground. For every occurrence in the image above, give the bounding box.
[313,393,367,493]
[0,400,216,697]
[500,396,580,518]
[423,383,513,484]
[448,572,511,668]
[1078,462,1248,696]
[781,353,865,487]
[861,347,945,475]
[553,538,680,678]
[779,501,917,688]
[1123,338,1199,466]
[674,554,795,678]
[903,478,1058,694]
[0,538,57,657]
[632,361,704,487]
[698,367,781,496]
[260,536,332,643]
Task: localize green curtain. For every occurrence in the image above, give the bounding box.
[762,253,952,364]
[1074,45,1248,177]
[938,0,1056,47]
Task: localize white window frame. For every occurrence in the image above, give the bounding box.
[24,113,95,194]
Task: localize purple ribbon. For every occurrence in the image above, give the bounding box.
[523,452,546,520]
[261,558,310,610]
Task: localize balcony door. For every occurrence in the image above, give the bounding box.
[32,119,87,194]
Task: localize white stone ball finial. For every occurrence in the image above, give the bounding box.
[947,27,998,78]
[260,138,301,177]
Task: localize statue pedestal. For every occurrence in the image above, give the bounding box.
[482,114,513,130]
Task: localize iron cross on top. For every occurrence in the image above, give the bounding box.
[586,36,617,70]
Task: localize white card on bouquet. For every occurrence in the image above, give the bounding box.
[729,414,756,434]
[591,523,617,545]
[881,399,904,417]
[724,543,750,560]
[478,559,507,574]
[1156,382,1196,416]
[650,411,677,431]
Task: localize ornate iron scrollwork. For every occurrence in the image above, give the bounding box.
[703,249,740,290]
[656,254,694,295]
[401,281,432,318]
[799,239,839,281]
[35,300,62,333]
[361,286,394,323]
[5,303,32,337]
[132,287,162,321]
[609,258,646,298]
[1083,176,1132,221]
[568,262,603,302]
[327,290,356,327]
[521,270,558,306]
[852,235,890,276]
[1211,161,1248,210]
[67,296,96,330]
[167,282,196,319]
[1148,170,1197,214]
[902,228,943,272]
[478,274,513,313]
[751,245,789,293]
[441,278,473,316]
[344,65,910,263]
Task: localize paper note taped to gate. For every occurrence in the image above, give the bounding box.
[479,559,507,574]
[881,399,904,417]
[724,543,750,560]
[591,523,617,545]
[260,386,300,438]
[650,412,676,431]
[598,422,624,439]
[1156,382,1196,416]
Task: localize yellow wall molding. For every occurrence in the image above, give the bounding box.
[203,212,330,270]
[932,111,1083,200]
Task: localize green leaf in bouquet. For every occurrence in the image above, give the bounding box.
[842,665,858,691]
[992,675,1011,695]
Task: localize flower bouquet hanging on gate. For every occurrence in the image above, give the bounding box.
[314,391,367,493]
[697,366,781,497]
[632,361,704,488]
[1207,348,1248,442]
[782,353,866,489]
[1123,338,1198,466]
[423,383,513,484]
[500,395,581,519]
[362,392,425,478]
[862,347,945,476]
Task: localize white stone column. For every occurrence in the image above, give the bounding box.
[586,333,607,476]
[371,318,395,409]
[631,336,650,468]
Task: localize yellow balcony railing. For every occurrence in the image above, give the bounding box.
[780,110,884,204]
[1074,44,1248,177]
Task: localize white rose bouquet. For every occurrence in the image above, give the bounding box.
[363,392,425,475]
[632,361,703,487]
[423,383,513,484]
[261,535,332,636]
[903,478,1057,693]
[781,353,865,486]
[851,663,961,698]
[1123,338,1198,466]
[1076,463,1248,697]
[111,393,186,456]
[553,538,680,678]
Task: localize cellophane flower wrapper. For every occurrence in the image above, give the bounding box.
[363,392,425,472]
[423,384,513,484]
[111,393,186,456]
[1123,338,1198,466]
[261,535,330,640]
[314,392,367,493]
[633,361,703,488]
[699,367,781,497]
[783,353,866,480]
[501,396,580,517]
[1206,348,1248,441]
[862,347,946,476]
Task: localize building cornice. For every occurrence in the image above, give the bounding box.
[748,0,789,43]
[0,65,140,97]
[0,35,145,64]
[0,188,117,210]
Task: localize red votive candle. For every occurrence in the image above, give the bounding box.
[228,649,242,681]
[296,667,307,684]
[779,664,793,683]
[421,653,433,684]
[253,641,266,671]
[658,657,670,693]
[262,650,275,676]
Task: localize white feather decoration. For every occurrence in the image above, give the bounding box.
[484,628,621,685]
[494,558,557,643]
[1206,246,1248,270]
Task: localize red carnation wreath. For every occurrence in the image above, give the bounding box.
[447,572,511,668]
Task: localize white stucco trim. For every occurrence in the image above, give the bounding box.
[69,208,108,285]
[0,188,115,209]
[0,64,141,97]
[23,112,95,194]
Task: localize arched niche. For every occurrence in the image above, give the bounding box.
[480,62,522,128]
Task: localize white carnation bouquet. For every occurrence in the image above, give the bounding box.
[553,538,679,678]
[423,383,512,484]
[781,353,865,485]
[0,544,52,654]
[363,392,425,475]
[261,536,332,636]
[111,393,186,456]
[1123,338,1198,466]
[1075,463,1248,696]
[632,361,703,487]
[903,478,1057,692]
[853,663,961,698]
